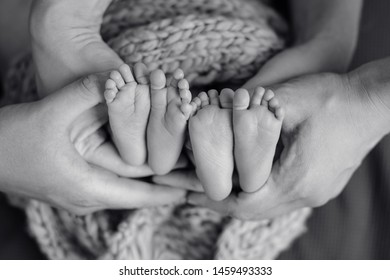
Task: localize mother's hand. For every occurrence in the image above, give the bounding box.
[0,76,186,215]
[154,71,390,220]
[30,0,121,95]
[29,0,157,177]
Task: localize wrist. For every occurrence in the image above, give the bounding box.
[298,35,356,73]
[344,66,390,140]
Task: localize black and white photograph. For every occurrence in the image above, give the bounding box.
[0,0,390,274]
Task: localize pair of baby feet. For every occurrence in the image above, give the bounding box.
[104,63,284,201]
[189,87,284,200]
[104,63,192,175]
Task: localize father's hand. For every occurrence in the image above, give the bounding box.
[154,72,390,220]
[0,76,186,215]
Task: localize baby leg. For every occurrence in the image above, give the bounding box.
[233,87,284,192]
[147,69,192,175]
[189,89,234,201]
[104,63,150,166]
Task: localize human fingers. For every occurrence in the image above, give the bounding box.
[87,168,187,210]
[85,140,156,178]
[153,169,204,192]
[44,75,107,124]
[244,42,336,89]
[187,137,305,220]
[187,190,303,220]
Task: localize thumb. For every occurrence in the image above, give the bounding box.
[44,74,107,123]
[244,43,328,89]
[244,49,302,89]
[268,129,299,192]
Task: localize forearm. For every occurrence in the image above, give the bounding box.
[289,0,362,71]
[290,0,362,43]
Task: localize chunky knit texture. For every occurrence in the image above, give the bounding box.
[2,0,312,259]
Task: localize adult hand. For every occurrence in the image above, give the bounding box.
[154,68,390,220]
[30,0,122,95]
[29,0,168,175]
[0,75,186,215]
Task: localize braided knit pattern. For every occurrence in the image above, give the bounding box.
[2,0,312,259]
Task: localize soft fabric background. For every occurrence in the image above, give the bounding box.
[1,0,390,259]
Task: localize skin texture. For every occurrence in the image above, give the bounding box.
[28,0,191,200]
[26,0,365,215]
[147,68,192,175]
[29,0,134,176]
[189,90,234,201]
[154,0,365,212]
[0,76,187,215]
[244,0,362,89]
[104,63,151,166]
[30,0,122,95]
[154,66,390,220]
[233,88,284,193]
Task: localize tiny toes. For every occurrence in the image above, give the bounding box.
[220,88,235,109]
[171,69,184,87]
[190,97,202,114]
[266,93,284,120]
[110,71,125,89]
[269,97,279,107]
[208,90,219,105]
[134,63,149,84]
[190,102,198,117]
[150,69,166,90]
[275,107,285,120]
[178,79,191,103]
[105,79,117,90]
[105,79,118,103]
[181,103,193,120]
[180,89,192,103]
[178,79,189,90]
[118,64,135,83]
[150,69,167,109]
[199,92,209,107]
[233,88,250,110]
[104,89,117,103]
[261,89,275,106]
[250,87,265,107]
[192,96,202,107]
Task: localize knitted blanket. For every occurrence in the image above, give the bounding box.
[2,0,312,259]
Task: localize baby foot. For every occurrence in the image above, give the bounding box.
[104,63,150,166]
[147,68,192,175]
[233,87,284,192]
[189,89,234,201]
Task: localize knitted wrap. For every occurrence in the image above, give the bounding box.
[2,0,312,259]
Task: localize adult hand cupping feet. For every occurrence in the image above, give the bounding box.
[154,67,390,220]
[0,75,187,215]
[29,1,172,179]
